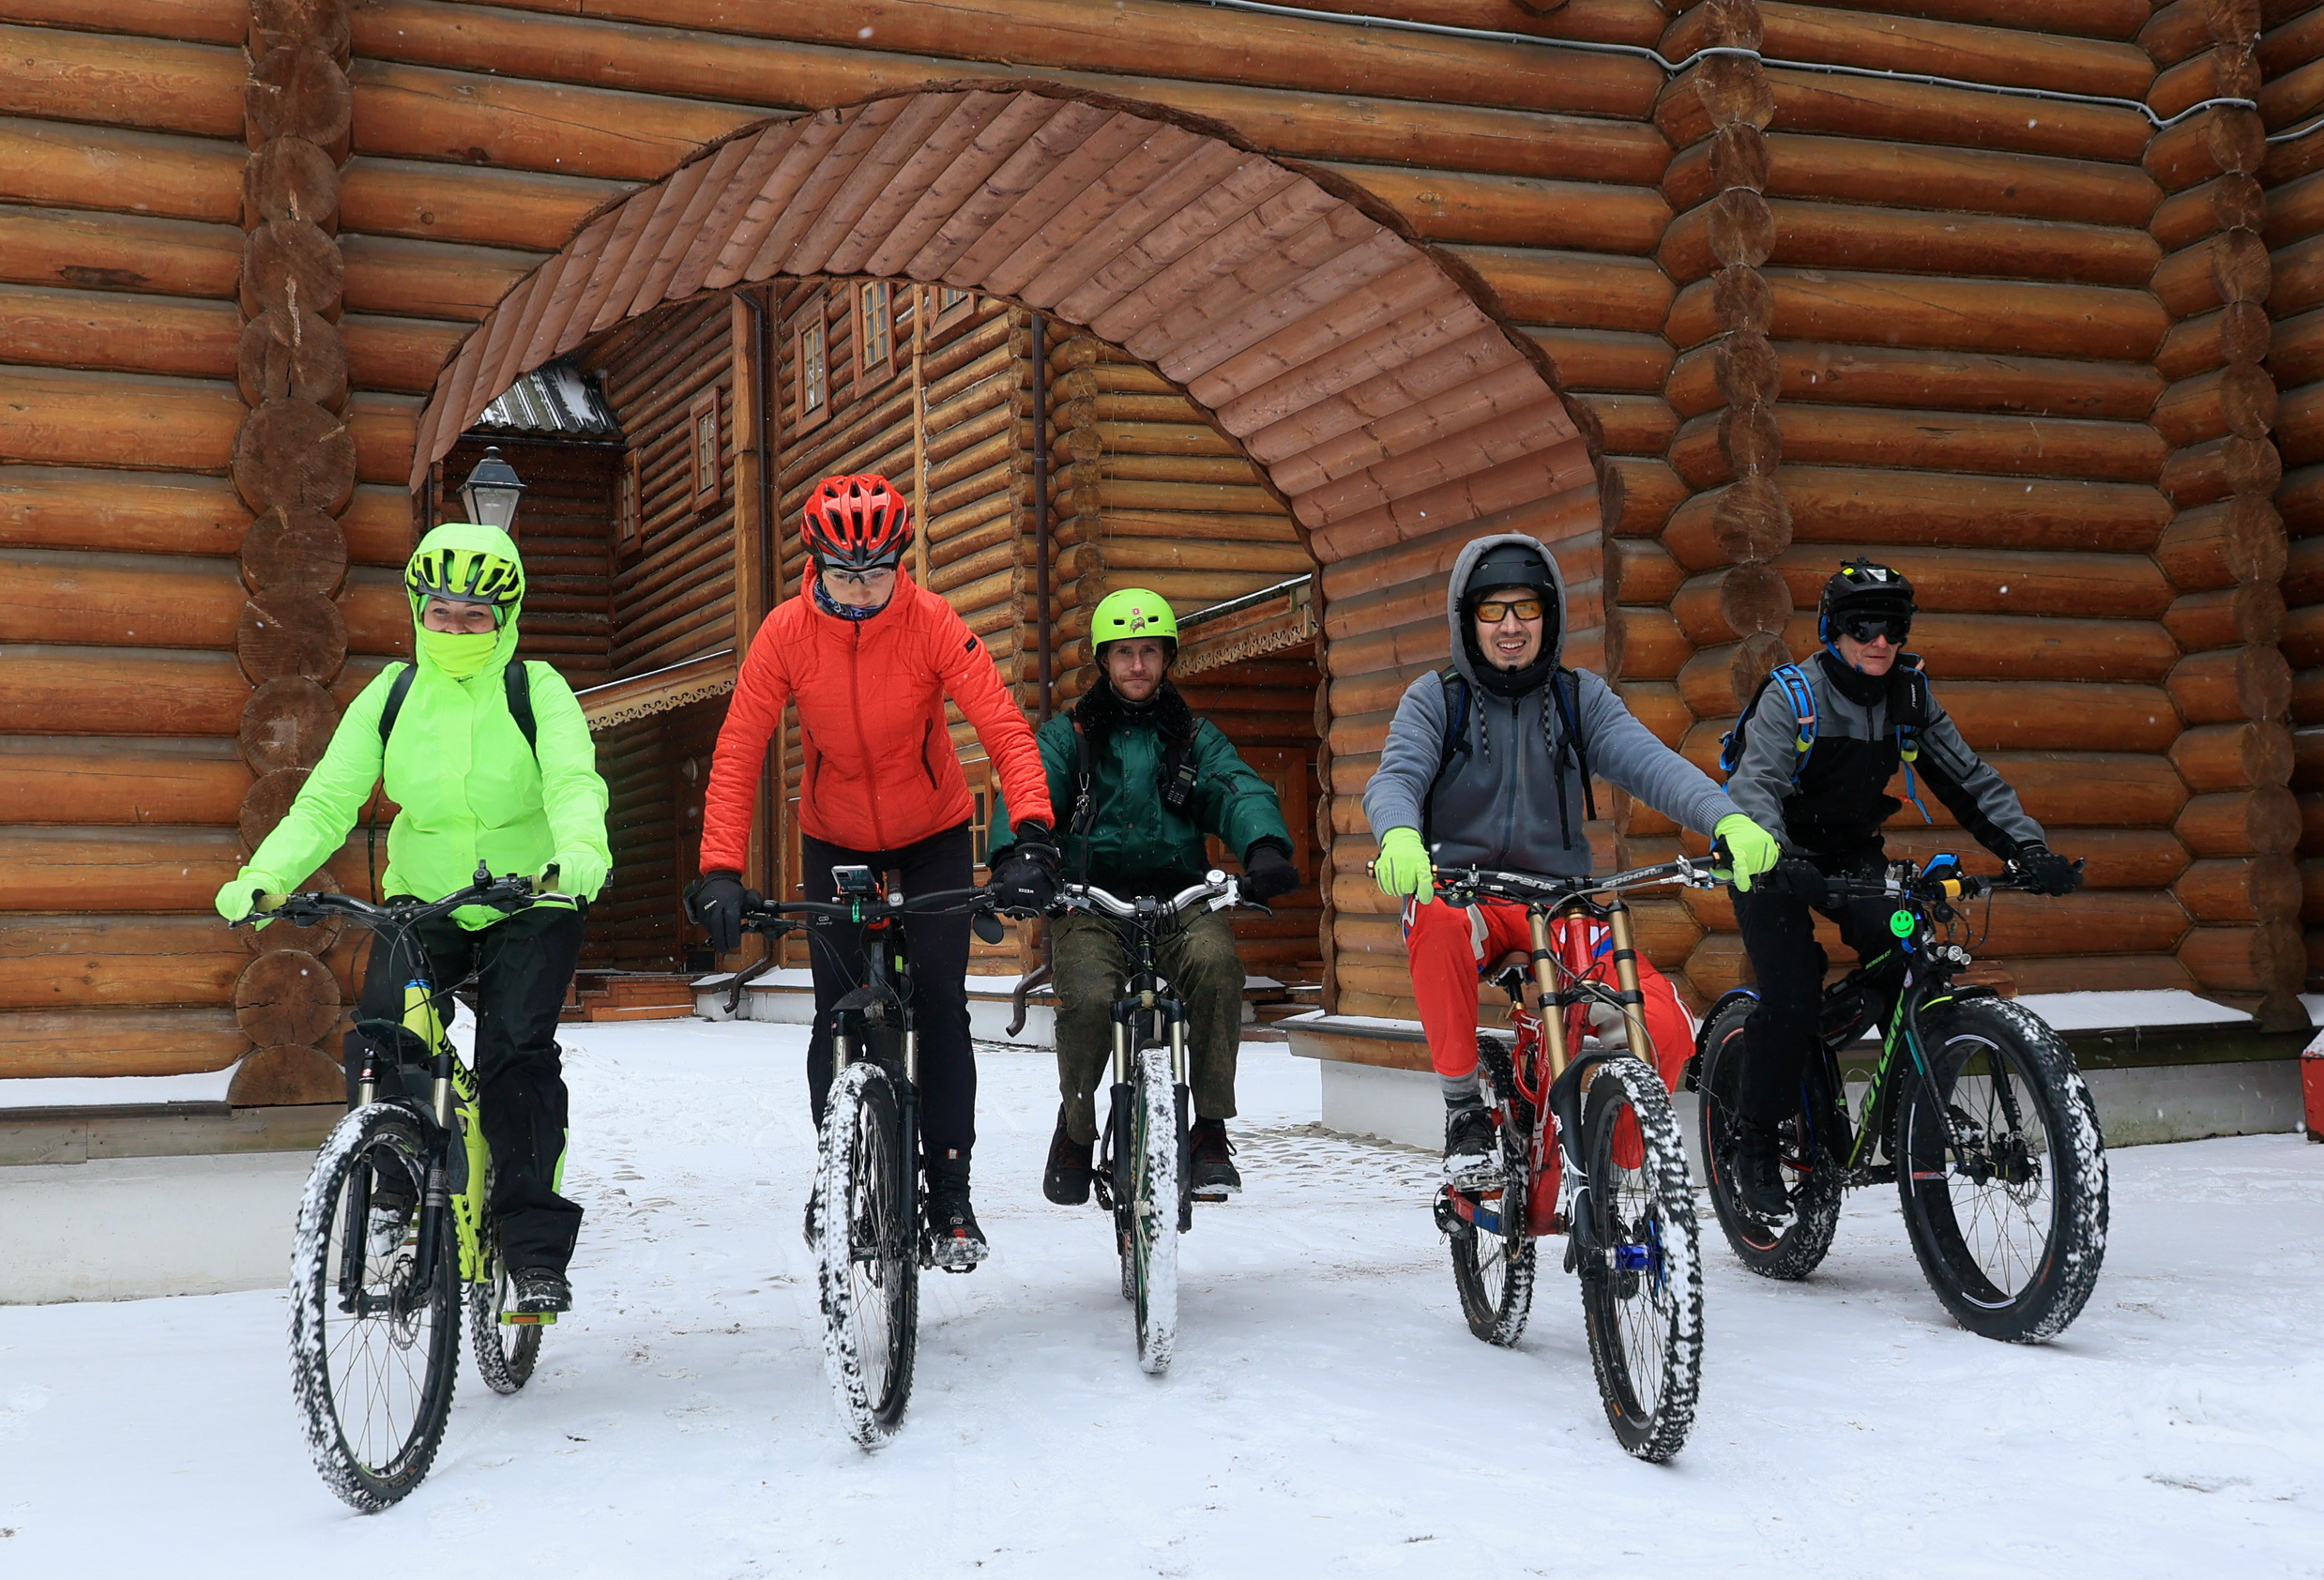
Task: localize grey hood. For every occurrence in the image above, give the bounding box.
[1443,531,1566,692]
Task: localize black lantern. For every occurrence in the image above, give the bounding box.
[455,447,526,533]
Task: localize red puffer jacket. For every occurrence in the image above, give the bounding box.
[699,573,1053,870]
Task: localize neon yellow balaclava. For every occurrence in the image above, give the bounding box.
[405,522,526,683]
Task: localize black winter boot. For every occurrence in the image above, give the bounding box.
[1730,1119,1792,1222]
[1190,1117,1241,1200]
[509,1268,571,1315]
[1443,1104,1503,1190]
[923,1159,989,1271]
[1043,1106,1093,1206]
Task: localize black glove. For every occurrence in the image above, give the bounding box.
[1241,841,1299,904]
[986,820,1059,913]
[2010,843,2082,897]
[686,869,747,953]
[1761,857,1830,903]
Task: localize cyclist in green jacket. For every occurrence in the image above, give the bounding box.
[988,588,1300,1204]
[215,522,612,1315]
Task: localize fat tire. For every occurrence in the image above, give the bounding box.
[466,1200,540,1395]
[1577,1056,1705,1464]
[1696,997,1844,1281]
[1448,1033,1537,1346]
[288,1103,461,1512]
[1129,1048,1181,1375]
[816,1060,919,1446]
[1894,997,2108,1343]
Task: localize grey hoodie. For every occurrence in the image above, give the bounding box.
[1362,532,1738,876]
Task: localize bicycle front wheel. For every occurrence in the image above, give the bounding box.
[288,1103,461,1511]
[816,1059,919,1446]
[1447,1034,1536,1346]
[1576,1056,1704,1464]
[1127,1047,1181,1375]
[1894,997,2108,1343]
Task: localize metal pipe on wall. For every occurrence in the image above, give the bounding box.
[1032,311,1053,725]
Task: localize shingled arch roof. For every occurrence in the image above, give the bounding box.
[409,84,1599,566]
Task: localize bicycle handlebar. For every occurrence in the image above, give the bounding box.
[735,884,998,932]
[234,864,550,934]
[1758,858,2082,905]
[1430,855,1727,908]
[1058,871,1248,920]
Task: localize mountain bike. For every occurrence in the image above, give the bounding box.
[1692,854,2108,1343]
[728,872,1007,1448]
[1427,858,1718,1464]
[1053,872,1257,1375]
[236,866,555,1512]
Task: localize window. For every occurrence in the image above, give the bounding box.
[688,387,722,510]
[616,450,642,557]
[937,286,970,323]
[858,280,891,375]
[795,312,827,431]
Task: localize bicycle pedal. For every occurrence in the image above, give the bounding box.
[500,1311,556,1326]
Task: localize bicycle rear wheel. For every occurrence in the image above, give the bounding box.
[288,1103,461,1511]
[816,1058,919,1445]
[1577,1056,1704,1464]
[467,1199,541,1395]
[1696,997,1843,1281]
[1894,997,2108,1343]
[1124,1046,1180,1375]
[1446,1034,1536,1346]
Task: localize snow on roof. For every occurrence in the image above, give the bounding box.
[470,359,621,440]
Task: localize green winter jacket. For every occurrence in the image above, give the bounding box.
[988,679,1292,897]
[236,522,612,930]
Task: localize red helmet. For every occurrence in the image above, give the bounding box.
[803,473,913,571]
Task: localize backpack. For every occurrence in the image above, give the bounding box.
[364,661,541,896]
[1424,664,1595,848]
[1720,658,1933,819]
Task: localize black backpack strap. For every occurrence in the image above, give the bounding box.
[1421,665,1469,848]
[1554,667,1595,823]
[504,660,538,757]
[376,662,417,747]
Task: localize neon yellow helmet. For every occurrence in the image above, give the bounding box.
[1090,588,1178,654]
[405,532,524,619]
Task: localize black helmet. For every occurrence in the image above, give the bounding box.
[1817,558,1914,645]
[1464,541,1555,608]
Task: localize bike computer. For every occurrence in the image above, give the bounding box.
[831,864,879,896]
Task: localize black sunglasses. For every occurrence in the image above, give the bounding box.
[1839,613,1909,645]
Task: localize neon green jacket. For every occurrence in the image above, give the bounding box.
[237,522,611,929]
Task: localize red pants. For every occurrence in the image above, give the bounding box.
[1402,898,1694,1094]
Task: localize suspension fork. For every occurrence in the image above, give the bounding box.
[410,981,454,1297]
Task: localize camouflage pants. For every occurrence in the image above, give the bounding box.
[1051,908,1243,1146]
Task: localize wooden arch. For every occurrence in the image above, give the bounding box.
[410,83,1600,577]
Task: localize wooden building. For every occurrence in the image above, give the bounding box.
[5,0,2324,1112]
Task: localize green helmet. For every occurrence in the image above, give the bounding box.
[406,532,524,619]
[1090,588,1178,654]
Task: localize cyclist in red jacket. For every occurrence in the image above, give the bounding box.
[690,475,1057,1268]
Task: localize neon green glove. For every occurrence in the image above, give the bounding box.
[214,868,283,924]
[1374,827,1435,900]
[1714,813,1781,893]
[544,846,610,901]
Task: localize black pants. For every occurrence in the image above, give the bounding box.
[1731,846,1900,1130]
[347,902,587,1275]
[800,822,977,1169]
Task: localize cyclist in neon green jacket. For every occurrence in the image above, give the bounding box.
[215,522,611,1314]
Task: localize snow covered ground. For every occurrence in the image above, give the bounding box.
[3,1023,2320,1577]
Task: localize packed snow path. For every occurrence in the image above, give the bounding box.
[3,1024,2319,1576]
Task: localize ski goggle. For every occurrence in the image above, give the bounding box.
[1839,613,1910,645]
[1473,597,1546,623]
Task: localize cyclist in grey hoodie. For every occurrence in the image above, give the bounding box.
[1363,534,1780,1184]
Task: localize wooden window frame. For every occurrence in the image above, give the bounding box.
[688,386,722,511]
[936,286,971,324]
[795,309,828,433]
[616,448,643,557]
[857,279,892,377]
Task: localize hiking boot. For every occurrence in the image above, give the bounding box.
[923,1162,989,1272]
[1443,1105,1503,1191]
[1043,1107,1094,1206]
[509,1268,571,1314]
[1189,1117,1240,1201]
[365,1197,414,1263]
[1730,1119,1792,1222]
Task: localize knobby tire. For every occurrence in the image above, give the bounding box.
[1127,1048,1181,1374]
[467,1188,541,1396]
[816,1059,919,1446]
[1448,1033,1537,1346]
[1696,999,1843,1281]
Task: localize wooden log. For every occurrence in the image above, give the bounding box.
[2153,40,2264,125]
[1755,2,2155,98]
[1767,465,2169,559]
[2164,582,2286,649]
[338,154,625,252]
[2177,919,2303,994]
[1665,269,2167,358]
[1318,162,1667,252]
[241,505,349,597]
[1761,67,2149,164]
[2147,0,2258,67]
[1670,564,1791,644]
[1526,327,1672,395]
[0,644,251,736]
[2178,786,2301,855]
[236,591,347,684]
[232,398,356,514]
[2267,306,2324,391]
[0,282,240,383]
[2177,856,2301,923]
[240,219,343,323]
[2153,173,2267,252]
[251,0,353,63]
[244,133,340,235]
[2158,301,2271,379]
[0,364,241,474]
[2170,643,2293,722]
[237,308,348,412]
[227,1044,345,1106]
[0,915,247,1011]
[1446,245,1674,333]
[2151,230,2272,318]
[1738,342,2164,421]
[339,234,541,323]
[233,949,339,1048]
[0,204,241,303]
[2271,233,2324,321]
[1752,131,2161,228]
[0,1007,246,1079]
[2281,381,2324,470]
[0,545,249,649]
[1672,631,1794,716]
[2172,721,2296,793]
[0,825,241,911]
[2155,494,2286,590]
[0,735,250,825]
[1737,199,2162,288]
[0,114,245,225]
[240,675,341,774]
[2159,434,2282,507]
[2145,105,2264,192]
[1679,405,2167,486]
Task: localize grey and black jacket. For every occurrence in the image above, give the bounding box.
[1362,532,1738,878]
[1724,647,2043,861]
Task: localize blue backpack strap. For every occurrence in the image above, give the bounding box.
[1769,663,1817,782]
[1891,657,1932,822]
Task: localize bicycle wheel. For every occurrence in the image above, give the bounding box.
[1894,997,2109,1343]
[1577,1056,1704,1464]
[1127,1046,1180,1375]
[816,1058,919,1445]
[466,1199,541,1396]
[1695,997,1843,1281]
[1447,1034,1537,1346]
[288,1103,461,1511]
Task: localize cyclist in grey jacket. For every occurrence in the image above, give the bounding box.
[1719,558,2079,1219]
[1363,533,1779,1185]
